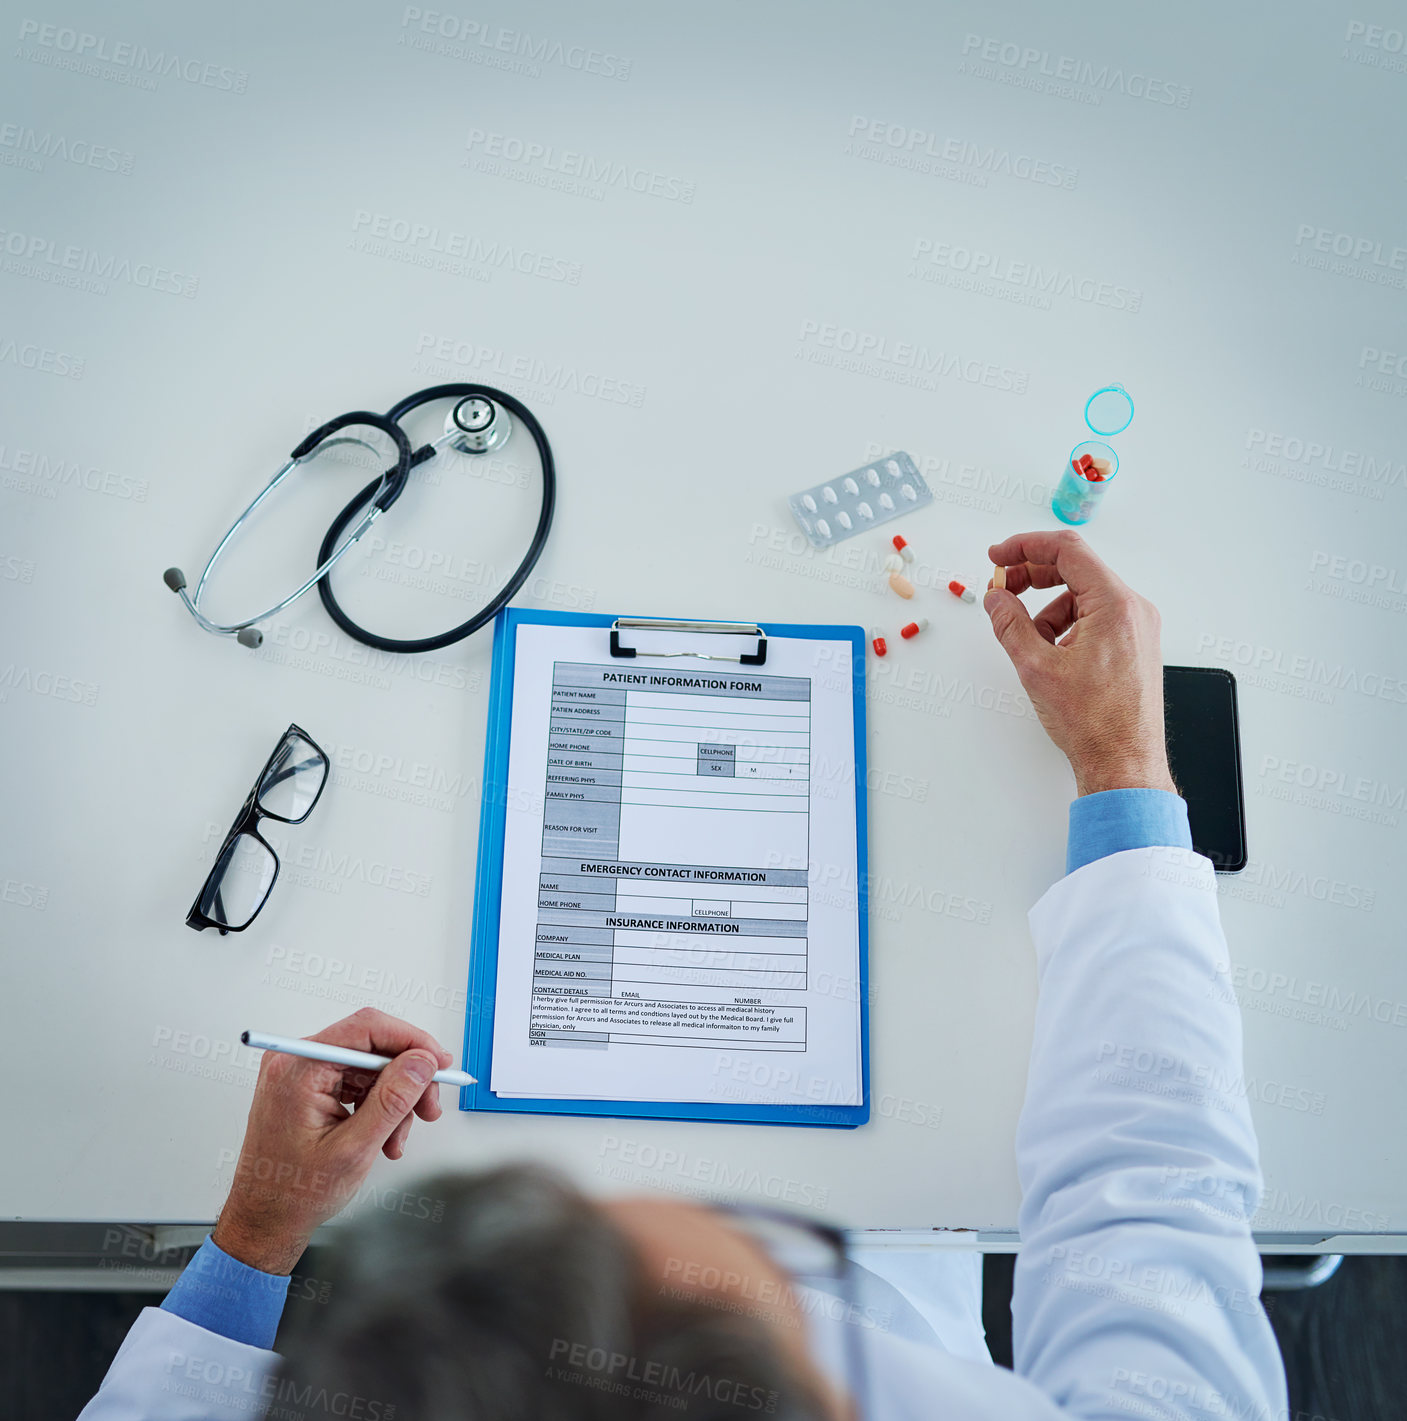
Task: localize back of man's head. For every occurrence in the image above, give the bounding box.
[268,1165,832,1421]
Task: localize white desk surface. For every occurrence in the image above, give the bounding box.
[3,0,1405,1239]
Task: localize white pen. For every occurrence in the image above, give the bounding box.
[241,1030,476,1087]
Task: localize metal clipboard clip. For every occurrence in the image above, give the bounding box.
[609,617,768,666]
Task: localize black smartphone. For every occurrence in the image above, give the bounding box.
[1163,666,1247,873]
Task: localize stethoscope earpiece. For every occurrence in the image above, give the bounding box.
[162,411,412,647]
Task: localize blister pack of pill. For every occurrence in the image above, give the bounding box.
[787,452,932,548]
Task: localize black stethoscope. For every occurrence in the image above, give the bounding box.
[163,384,555,653]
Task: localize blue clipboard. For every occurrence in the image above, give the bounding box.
[460,608,869,1128]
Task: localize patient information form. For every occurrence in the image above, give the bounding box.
[488,622,863,1107]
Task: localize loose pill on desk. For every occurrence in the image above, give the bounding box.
[871,629,888,657]
[993,565,1006,590]
[882,552,905,572]
[900,618,929,639]
[948,579,976,603]
[892,534,913,562]
[889,571,915,598]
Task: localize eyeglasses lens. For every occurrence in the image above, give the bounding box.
[729,1212,845,1280]
[257,733,328,822]
[198,832,277,929]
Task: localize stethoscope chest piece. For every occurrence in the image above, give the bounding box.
[445,396,511,454]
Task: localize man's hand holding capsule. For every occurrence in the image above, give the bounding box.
[985,530,1178,799]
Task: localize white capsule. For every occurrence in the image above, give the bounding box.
[822,485,838,503]
[857,501,874,519]
[836,510,852,529]
[802,493,817,512]
[879,492,894,510]
[842,476,859,495]
[885,459,901,477]
[865,467,881,485]
[900,483,917,500]
[816,518,831,539]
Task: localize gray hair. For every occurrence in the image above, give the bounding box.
[266,1165,832,1421]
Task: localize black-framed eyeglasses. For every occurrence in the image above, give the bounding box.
[187,724,329,935]
[713,1202,870,1418]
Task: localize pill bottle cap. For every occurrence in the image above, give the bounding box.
[1084,384,1135,438]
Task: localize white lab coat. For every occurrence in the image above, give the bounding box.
[79,847,1288,1420]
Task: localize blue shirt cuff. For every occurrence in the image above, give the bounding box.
[160,1236,290,1350]
[1066,788,1192,875]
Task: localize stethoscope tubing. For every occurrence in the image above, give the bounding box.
[312,382,556,654]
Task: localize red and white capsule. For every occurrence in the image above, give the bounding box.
[948,579,976,604]
[900,617,929,639]
[892,534,915,563]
